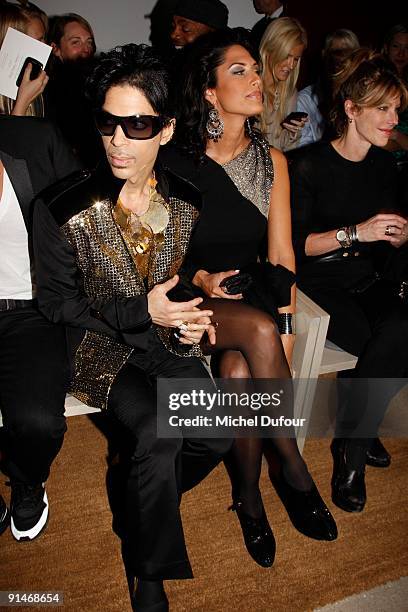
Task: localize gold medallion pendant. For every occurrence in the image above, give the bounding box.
[113,176,169,277]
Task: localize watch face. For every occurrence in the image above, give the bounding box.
[337,230,347,241]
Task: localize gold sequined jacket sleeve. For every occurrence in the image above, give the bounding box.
[33,198,152,344]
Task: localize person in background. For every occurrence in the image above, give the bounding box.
[259,17,308,151]
[0,114,81,541]
[290,49,408,514]
[296,28,360,148]
[0,1,48,116]
[381,24,408,164]
[47,12,95,63]
[15,0,47,42]
[170,0,228,48]
[383,23,408,81]
[146,0,179,56]
[44,13,102,167]
[251,0,285,50]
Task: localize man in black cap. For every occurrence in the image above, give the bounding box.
[171,0,229,47]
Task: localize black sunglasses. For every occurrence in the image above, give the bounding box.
[95,110,166,140]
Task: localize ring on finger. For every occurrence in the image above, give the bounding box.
[179,321,189,331]
[385,225,392,236]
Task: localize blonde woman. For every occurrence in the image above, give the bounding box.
[0,2,48,116]
[296,28,360,147]
[259,16,307,151]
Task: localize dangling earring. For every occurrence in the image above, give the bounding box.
[245,117,253,136]
[206,107,224,142]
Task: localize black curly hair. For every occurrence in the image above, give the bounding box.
[173,27,258,161]
[85,43,174,119]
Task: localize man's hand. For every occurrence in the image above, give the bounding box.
[178,312,216,345]
[147,275,213,327]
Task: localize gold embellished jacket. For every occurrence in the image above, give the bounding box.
[33,164,202,409]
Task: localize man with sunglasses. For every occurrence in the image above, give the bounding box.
[32,44,231,612]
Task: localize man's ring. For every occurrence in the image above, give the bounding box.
[385,225,392,236]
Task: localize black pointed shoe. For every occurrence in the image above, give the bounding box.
[231,502,276,568]
[331,439,366,513]
[366,438,391,468]
[272,474,337,541]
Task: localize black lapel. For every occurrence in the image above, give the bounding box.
[0,150,34,230]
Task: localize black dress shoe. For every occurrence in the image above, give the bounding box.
[331,439,366,513]
[0,494,10,536]
[271,474,337,541]
[366,438,391,468]
[230,501,276,568]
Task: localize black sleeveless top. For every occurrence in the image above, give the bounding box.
[160,134,273,273]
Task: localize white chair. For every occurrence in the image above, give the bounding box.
[293,290,357,452]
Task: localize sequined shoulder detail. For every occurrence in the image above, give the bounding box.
[221,134,273,218]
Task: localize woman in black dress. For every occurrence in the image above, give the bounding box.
[290,49,408,513]
[161,28,337,568]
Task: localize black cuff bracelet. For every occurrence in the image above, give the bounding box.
[278,313,295,335]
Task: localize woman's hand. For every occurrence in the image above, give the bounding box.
[356,213,408,246]
[12,64,48,116]
[192,269,243,299]
[281,116,308,139]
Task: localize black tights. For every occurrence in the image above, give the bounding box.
[201,298,312,518]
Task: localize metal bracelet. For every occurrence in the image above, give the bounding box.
[349,225,359,244]
[278,313,295,335]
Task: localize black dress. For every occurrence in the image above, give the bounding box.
[160,135,294,318]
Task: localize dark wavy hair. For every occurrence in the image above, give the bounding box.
[174,27,258,160]
[85,43,174,120]
[330,48,408,136]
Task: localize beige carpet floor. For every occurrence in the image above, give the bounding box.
[0,416,407,612]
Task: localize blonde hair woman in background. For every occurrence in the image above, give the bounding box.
[259,16,307,151]
[296,28,360,148]
[0,1,48,116]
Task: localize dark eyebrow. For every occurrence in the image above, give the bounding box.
[228,62,258,68]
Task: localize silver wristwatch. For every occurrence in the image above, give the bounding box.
[336,227,352,249]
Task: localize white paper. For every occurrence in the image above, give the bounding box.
[0,27,52,100]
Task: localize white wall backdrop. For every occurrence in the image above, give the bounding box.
[36,0,259,51]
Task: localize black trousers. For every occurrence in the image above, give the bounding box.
[0,307,68,484]
[107,333,231,581]
[301,279,408,457]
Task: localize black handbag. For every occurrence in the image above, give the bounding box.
[219,272,253,295]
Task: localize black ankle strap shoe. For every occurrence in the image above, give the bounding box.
[230,501,276,568]
[271,473,338,541]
